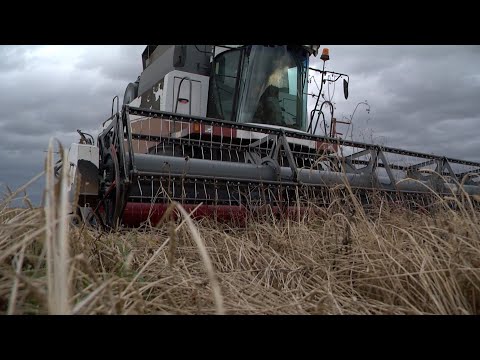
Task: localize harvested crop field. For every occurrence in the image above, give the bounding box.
[2,179,480,315]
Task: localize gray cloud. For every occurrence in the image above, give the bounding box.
[1,45,480,205]
[0,45,145,204]
[0,46,30,71]
[312,45,480,161]
[75,45,145,81]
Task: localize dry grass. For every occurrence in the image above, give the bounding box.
[1,146,480,315]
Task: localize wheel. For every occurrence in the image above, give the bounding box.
[100,145,125,229]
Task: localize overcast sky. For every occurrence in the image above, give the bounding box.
[1,45,479,205]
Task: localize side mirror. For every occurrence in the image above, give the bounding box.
[343,78,349,100]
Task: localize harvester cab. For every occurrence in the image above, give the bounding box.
[67,45,480,229]
[121,45,345,148]
[126,46,316,130]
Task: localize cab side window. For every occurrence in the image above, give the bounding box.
[207,49,241,121]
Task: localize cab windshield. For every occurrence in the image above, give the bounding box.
[206,45,309,131]
[236,45,309,131]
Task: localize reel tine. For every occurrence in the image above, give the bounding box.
[226,182,232,206]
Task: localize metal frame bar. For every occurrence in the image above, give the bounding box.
[125,105,480,169]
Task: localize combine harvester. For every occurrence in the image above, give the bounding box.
[66,45,480,229]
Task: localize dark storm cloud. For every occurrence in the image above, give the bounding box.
[1,45,480,205]
[0,147,45,205]
[0,45,145,204]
